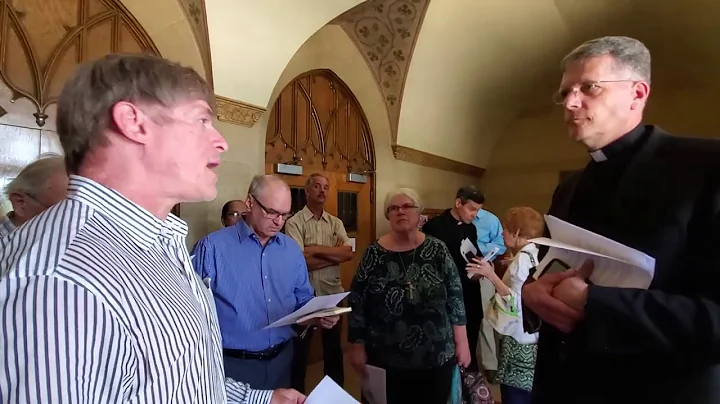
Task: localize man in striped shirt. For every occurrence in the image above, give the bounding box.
[0,54,305,403]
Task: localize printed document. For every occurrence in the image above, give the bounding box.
[264,292,350,329]
[460,238,478,263]
[362,365,387,404]
[306,376,359,404]
[530,215,655,289]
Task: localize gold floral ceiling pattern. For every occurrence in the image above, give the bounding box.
[332,0,431,143]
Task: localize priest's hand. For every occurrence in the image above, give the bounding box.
[270,388,306,404]
[522,268,584,333]
[552,261,594,311]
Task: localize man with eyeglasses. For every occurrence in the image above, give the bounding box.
[192,174,338,391]
[523,36,720,404]
[1,155,67,239]
[221,199,246,227]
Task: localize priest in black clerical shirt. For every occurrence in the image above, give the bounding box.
[523,36,720,404]
[422,186,484,372]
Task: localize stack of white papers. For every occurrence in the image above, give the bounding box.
[530,215,655,289]
[306,376,359,404]
[263,292,350,329]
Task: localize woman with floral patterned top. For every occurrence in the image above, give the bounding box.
[347,188,471,404]
[467,207,545,404]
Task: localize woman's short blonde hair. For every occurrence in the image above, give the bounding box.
[383,187,423,218]
[505,207,544,239]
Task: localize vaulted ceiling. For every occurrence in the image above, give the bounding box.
[126,0,719,171]
[205,0,365,108]
[331,0,720,169]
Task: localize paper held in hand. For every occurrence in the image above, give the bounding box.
[306,376,359,404]
[461,238,500,279]
[529,215,656,289]
[296,307,352,324]
[263,292,351,329]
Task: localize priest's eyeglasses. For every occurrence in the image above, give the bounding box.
[552,80,635,105]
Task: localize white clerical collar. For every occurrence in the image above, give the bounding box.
[589,149,607,162]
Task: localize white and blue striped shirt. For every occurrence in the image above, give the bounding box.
[0,213,15,239]
[0,175,273,404]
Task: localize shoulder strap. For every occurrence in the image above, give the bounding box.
[519,250,537,266]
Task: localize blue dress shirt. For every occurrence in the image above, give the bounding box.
[191,219,314,351]
[472,209,506,258]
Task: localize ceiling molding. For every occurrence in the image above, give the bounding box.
[332,0,431,143]
[215,95,266,127]
[391,144,485,179]
[177,0,214,87]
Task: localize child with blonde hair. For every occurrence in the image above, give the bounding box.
[466,207,544,404]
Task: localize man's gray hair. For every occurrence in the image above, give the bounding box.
[247,174,288,198]
[305,173,328,188]
[561,36,651,83]
[4,155,66,199]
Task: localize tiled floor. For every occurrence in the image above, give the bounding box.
[303,354,502,402]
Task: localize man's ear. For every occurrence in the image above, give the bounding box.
[110,101,150,144]
[630,81,650,110]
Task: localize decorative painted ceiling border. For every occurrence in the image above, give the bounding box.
[392,144,486,179]
[332,0,431,144]
[177,0,214,88]
[215,95,266,127]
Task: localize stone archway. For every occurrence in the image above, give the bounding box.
[0,0,198,216]
[265,69,376,365]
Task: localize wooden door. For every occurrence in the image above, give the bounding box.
[328,172,371,289]
[0,0,183,216]
[266,70,376,365]
[273,172,372,289]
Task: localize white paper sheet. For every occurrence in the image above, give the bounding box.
[530,215,656,289]
[306,376,359,404]
[348,237,356,253]
[460,238,477,263]
[263,292,350,329]
[362,365,387,404]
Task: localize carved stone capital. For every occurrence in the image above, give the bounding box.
[215,95,266,127]
[391,144,486,179]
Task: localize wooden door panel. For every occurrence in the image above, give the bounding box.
[329,172,371,290]
[0,0,159,129]
[266,70,376,366]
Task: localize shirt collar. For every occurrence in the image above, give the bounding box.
[65,175,188,250]
[300,206,330,223]
[442,208,464,226]
[590,123,648,162]
[520,242,539,255]
[234,217,284,245]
